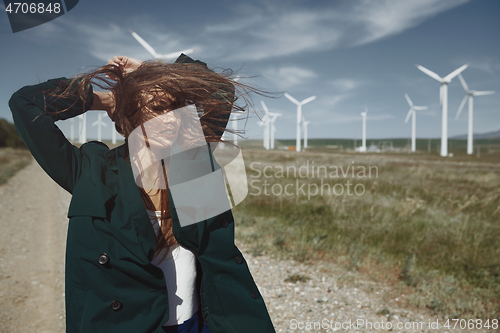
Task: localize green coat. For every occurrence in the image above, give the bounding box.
[9,77,276,333]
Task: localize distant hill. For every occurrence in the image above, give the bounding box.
[451,129,500,140]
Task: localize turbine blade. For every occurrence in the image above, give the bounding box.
[455,95,468,120]
[129,30,158,58]
[301,95,316,105]
[284,93,300,105]
[260,100,270,114]
[472,90,496,96]
[443,63,469,82]
[161,48,195,59]
[91,120,99,126]
[404,109,413,124]
[404,93,413,107]
[416,64,443,82]
[458,73,469,92]
[414,106,428,110]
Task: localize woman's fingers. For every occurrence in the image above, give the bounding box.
[106,57,124,81]
[105,56,143,80]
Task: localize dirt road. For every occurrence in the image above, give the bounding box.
[0,160,69,333]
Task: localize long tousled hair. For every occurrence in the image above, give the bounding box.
[50,57,269,261]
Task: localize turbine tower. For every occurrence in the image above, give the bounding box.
[301,116,310,150]
[257,110,270,150]
[404,93,428,153]
[104,113,118,144]
[70,118,75,142]
[129,29,194,60]
[261,101,282,150]
[360,107,367,153]
[455,74,495,155]
[92,112,108,142]
[232,114,239,146]
[416,63,469,157]
[232,76,241,146]
[78,113,87,144]
[269,113,282,150]
[284,93,316,152]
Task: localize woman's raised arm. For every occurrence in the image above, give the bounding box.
[9,77,94,194]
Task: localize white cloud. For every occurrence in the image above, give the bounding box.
[325,95,347,107]
[20,0,469,63]
[329,79,367,92]
[72,23,194,62]
[468,58,500,75]
[202,0,469,61]
[348,0,469,46]
[25,17,198,63]
[262,66,317,90]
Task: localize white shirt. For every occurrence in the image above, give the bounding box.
[146,210,199,326]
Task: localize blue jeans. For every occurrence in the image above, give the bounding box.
[162,312,210,333]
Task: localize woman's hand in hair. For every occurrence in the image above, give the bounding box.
[90,91,116,120]
[106,56,143,78]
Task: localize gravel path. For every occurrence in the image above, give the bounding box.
[0,160,69,333]
[0,159,491,332]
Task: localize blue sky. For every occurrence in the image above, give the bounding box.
[1,0,499,141]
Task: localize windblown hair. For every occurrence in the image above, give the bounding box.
[49,59,268,261]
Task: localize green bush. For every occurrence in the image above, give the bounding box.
[0,118,26,148]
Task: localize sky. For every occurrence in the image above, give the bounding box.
[1,0,499,142]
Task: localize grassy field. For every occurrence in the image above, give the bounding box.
[0,148,32,186]
[231,144,500,320]
[240,138,500,164]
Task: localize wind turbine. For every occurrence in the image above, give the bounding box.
[78,113,87,144]
[129,29,195,60]
[269,113,282,150]
[257,106,270,150]
[219,76,241,149]
[359,107,367,152]
[404,93,428,153]
[103,113,118,144]
[284,93,316,152]
[455,74,495,155]
[261,101,282,150]
[301,117,310,150]
[416,63,469,157]
[232,76,241,146]
[69,118,75,142]
[92,112,108,142]
[261,101,282,149]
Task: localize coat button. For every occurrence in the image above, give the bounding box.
[221,219,228,228]
[111,300,122,311]
[250,291,257,299]
[235,255,243,264]
[98,253,109,265]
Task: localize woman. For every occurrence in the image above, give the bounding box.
[9,54,275,333]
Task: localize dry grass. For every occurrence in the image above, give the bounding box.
[0,148,32,186]
[232,148,500,320]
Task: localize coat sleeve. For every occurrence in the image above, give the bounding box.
[8,77,94,194]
